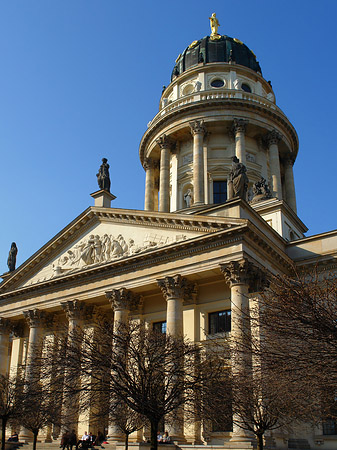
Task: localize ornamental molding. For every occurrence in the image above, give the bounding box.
[61,299,93,321]
[220,258,269,292]
[23,308,53,328]
[140,97,298,164]
[0,317,13,334]
[157,274,197,302]
[106,288,141,312]
[0,220,292,300]
[0,209,235,292]
[189,119,207,136]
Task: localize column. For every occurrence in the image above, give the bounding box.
[220,259,262,443]
[61,300,88,433]
[157,134,174,213]
[20,309,48,441]
[144,157,155,211]
[23,309,47,382]
[284,156,297,213]
[105,288,141,441]
[190,120,207,205]
[266,130,282,200]
[0,318,12,376]
[232,119,248,165]
[157,275,197,442]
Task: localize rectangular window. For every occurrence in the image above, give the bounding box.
[153,321,167,334]
[213,180,227,203]
[209,310,231,335]
[323,419,337,435]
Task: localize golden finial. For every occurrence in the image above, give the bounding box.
[209,13,221,40]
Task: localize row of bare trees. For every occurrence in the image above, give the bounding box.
[1,268,336,450]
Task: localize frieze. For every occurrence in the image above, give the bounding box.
[26,232,188,286]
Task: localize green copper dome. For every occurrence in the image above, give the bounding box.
[171,35,262,81]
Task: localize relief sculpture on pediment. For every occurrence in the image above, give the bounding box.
[47,232,187,280]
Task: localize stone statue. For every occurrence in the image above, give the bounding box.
[184,189,193,208]
[209,13,220,37]
[228,156,249,200]
[251,177,272,203]
[7,242,18,272]
[96,158,111,192]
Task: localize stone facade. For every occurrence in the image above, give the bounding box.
[1,22,337,450]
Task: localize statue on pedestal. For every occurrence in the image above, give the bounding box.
[7,242,18,272]
[96,158,111,192]
[209,13,220,38]
[228,156,248,200]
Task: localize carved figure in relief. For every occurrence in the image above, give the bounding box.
[228,156,248,200]
[101,234,111,261]
[81,235,95,265]
[93,235,102,263]
[110,237,123,258]
[184,189,193,208]
[7,242,18,272]
[96,158,111,192]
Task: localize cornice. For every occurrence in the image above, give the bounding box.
[0,207,246,293]
[139,97,298,163]
[0,221,292,301]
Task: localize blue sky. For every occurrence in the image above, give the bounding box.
[1,0,336,273]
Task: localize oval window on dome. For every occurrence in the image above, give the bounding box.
[182,84,194,96]
[211,79,224,88]
[241,83,252,93]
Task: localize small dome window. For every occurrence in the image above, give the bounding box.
[241,83,252,93]
[211,79,224,88]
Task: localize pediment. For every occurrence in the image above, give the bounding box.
[1,207,245,292]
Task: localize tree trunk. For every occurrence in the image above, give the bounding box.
[256,432,264,450]
[1,418,8,450]
[150,421,159,450]
[125,432,129,450]
[33,431,38,450]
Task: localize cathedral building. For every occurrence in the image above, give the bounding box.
[1,15,337,450]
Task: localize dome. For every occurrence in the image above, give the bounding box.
[171,35,262,81]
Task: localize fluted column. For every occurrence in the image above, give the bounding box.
[144,158,156,211]
[232,119,248,165]
[157,275,197,443]
[61,300,88,433]
[190,120,207,205]
[106,288,141,441]
[284,156,297,213]
[157,135,175,212]
[0,318,12,376]
[266,130,282,200]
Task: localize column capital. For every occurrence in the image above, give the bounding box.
[106,288,141,312]
[265,129,282,146]
[232,118,248,134]
[156,134,175,151]
[189,119,207,136]
[157,274,197,302]
[61,299,90,321]
[220,259,269,291]
[0,318,13,334]
[143,157,159,170]
[23,309,50,328]
[283,154,295,166]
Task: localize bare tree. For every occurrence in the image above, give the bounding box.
[62,321,220,450]
[0,374,22,450]
[257,270,337,420]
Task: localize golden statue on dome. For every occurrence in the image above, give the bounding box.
[209,13,221,40]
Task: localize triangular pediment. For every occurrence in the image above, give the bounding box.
[1,207,246,292]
